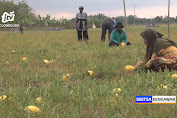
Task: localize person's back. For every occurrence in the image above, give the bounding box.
[104,19,113,23]
[101,19,115,41]
[153,38,177,58]
[104,19,116,26]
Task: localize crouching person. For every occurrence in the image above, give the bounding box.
[134,28,177,72]
[109,22,131,46]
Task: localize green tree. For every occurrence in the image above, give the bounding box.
[0,0,37,26]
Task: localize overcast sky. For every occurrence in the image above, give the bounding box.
[13,0,177,19]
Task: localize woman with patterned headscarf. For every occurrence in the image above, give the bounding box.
[134,28,177,72]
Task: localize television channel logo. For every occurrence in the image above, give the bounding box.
[0,11,20,27]
[135,96,176,104]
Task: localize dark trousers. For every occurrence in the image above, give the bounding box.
[20,30,24,34]
[101,21,114,41]
[77,30,88,41]
[109,42,131,46]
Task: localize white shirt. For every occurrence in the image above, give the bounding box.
[76,12,88,31]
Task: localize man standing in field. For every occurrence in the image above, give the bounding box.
[75,6,89,41]
[19,24,24,34]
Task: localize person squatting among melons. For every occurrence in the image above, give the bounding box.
[134,28,177,72]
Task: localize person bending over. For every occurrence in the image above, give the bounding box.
[101,18,116,42]
[134,28,177,72]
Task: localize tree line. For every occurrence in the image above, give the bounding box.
[0,0,177,28]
